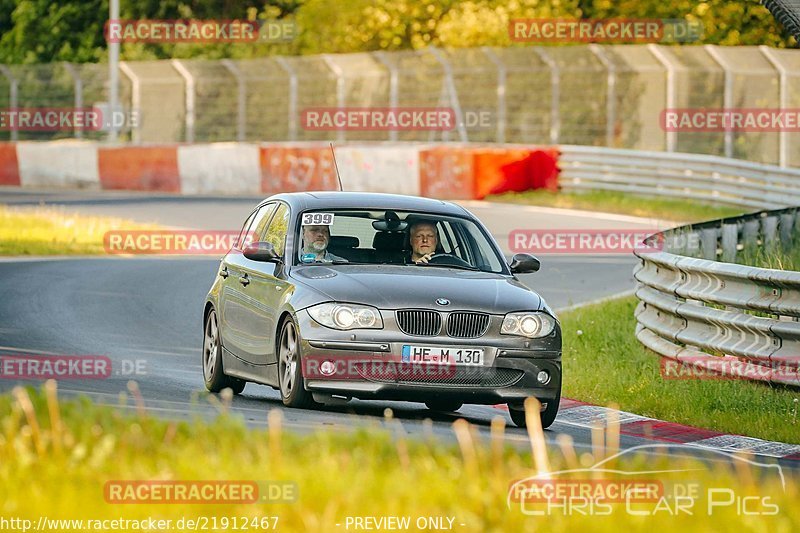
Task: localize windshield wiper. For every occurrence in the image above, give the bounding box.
[418,263,480,272]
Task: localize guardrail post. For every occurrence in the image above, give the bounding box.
[0,65,19,141]
[701,227,719,260]
[481,47,507,144]
[373,51,399,142]
[322,54,346,142]
[721,224,739,263]
[171,59,195,143]
[780,213,795,249]
[429,47,468,143]
[763,216,779,247]
[705,45,734,159]
[118,62,140,144]
[275,57,298,142]
[534,48,560,144]
[222,59,246,142]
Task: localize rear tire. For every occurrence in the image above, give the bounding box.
[203,309,246,394]
[508,392,560,429]
[277,316,317,408]
[425,400,463,412]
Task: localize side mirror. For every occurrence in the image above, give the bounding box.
[509,253,540,274]
[243,241,281,262]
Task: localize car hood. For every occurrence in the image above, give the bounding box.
[290,264,544,314]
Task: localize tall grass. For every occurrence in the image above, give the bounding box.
[0,383,797,531]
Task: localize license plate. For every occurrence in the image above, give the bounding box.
[401,345,484,366]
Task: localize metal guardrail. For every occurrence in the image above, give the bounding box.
[633,206,800,387]
[559,145,800,210]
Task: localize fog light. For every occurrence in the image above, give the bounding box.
[320,360,336,376]
[536,370,550,385]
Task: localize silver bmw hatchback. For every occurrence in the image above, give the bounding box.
[202,192,561,428]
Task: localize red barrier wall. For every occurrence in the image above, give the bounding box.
[419,146,560,200]
[0,143,20,186]
[259,146,339,193]
[98,146,180,192]
[419,147,474,199]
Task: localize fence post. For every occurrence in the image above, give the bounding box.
[322,54,346,142]
[108,0,120,142]
[222,59,246,142]
[0,65,18,141]
[534,47,560,144]
[373,51,398,142]
[429,47,468,142]
[481,47,506,144]
[760,46,788,167]
[705,45,734,159]
[275,57,298,142]
[589,44,615,147]
[647,44,676,153]
[118,62,141,144]
[171,59,195,143]
[63,63,83,139]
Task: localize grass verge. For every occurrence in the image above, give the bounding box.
[485,189,745,223]
[0,384,797,530]
[0,205,160,255]
[560,296,800,444]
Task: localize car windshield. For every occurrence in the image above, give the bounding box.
[295,209,506,274]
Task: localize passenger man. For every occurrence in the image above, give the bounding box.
[301,225,347,262]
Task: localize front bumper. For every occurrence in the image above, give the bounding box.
[297,309,562,406]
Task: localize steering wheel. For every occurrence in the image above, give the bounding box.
[426,253,472,268]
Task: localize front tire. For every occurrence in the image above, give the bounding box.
[277,316,317,408]
[508,392,560,429]
[203,309,246,394]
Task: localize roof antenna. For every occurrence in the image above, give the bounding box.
[329,142,344,192]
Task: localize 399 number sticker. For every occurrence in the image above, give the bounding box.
[301,213,334,225]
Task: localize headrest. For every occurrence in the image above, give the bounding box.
[372,231,407,251]
[329,235,359,249]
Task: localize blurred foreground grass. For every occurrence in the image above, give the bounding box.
[561,296,800,444]
[486,190,745,223]
[0,384,797,531]
[0,205,160,255]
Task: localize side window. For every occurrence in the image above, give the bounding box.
[235,209,258,249]
[251,203,278,241]
[263,204,290,257]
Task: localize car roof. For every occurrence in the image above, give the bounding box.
[261,191,471,217]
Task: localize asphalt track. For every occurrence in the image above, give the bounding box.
[0,189,794,475]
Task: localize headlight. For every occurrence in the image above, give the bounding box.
[501,312,555,338]
[307,303,383,330]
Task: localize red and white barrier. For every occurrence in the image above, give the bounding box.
[0,141,561,199]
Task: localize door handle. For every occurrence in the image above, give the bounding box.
[239,274,250,286]
[219,266,229,278]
